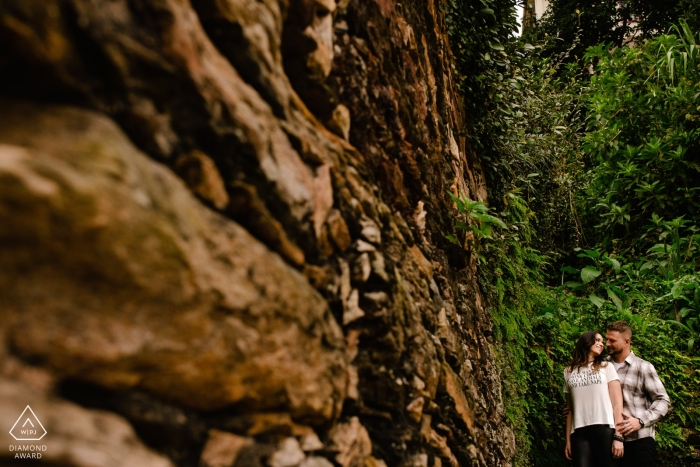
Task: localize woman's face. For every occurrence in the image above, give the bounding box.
[589,333,605,356]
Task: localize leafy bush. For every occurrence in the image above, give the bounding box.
[581,23,700,246]
[447,0,700,462]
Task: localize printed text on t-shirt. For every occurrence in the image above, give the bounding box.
[568,369,602,388]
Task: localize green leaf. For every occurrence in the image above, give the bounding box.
[445,234,460,244]
[607,257,621,272]
[480,214,508,228]
[666,319,692,333]
[470,202,490,213]
[581,266,602,284]
[671,282,683,299]
[564,281,584,290]
[607,287,623,311]
[589,294,606,308]
[583,249,601,259]
[560,266,579,274]
[447,191,465,212]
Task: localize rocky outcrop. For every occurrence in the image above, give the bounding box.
[0,362,175,467]
[0,0,513,466]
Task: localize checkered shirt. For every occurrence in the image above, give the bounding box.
[611,352,670,440]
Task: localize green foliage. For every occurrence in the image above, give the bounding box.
[528,0,700,62]
[581,24,700,246]
[534,0,627,60]
[448,0,700,462]
[444,0,520,120]
[446,191,507,262]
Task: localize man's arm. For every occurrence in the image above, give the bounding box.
[640,362,670,426]
[619,361,671,436]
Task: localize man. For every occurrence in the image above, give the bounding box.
[606,320,670,467]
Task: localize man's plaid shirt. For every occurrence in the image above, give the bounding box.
[611,351,670,440]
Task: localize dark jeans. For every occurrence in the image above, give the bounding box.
[621,437,657,467]
[571,424,620,467]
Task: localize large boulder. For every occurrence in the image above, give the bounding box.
[0,100,346,422]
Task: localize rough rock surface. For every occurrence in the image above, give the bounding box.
[0,0,514,466]
[0,357,174,467]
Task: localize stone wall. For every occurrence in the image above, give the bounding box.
[0,0,514,466]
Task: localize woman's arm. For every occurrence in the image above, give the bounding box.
[608,380,624,459]
[565,392,573,460]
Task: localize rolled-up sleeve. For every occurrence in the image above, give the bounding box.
[641,362,670,425]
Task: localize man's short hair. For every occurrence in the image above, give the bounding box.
[608,320,632,339]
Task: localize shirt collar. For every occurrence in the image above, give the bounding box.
[608,351,634,365]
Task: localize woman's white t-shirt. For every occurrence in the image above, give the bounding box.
[564,362,619,433]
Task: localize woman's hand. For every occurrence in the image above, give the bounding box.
[565,441,572,460]
[612,440,624,459]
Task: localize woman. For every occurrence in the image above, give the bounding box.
[564,330,625,466]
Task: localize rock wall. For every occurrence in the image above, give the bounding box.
[0,1,514,466]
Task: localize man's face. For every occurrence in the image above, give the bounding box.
[606,330,628,356]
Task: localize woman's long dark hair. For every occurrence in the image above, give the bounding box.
[568,330,607,373]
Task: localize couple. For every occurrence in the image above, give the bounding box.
[564,321,670,466]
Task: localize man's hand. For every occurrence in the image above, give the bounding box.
[565,441,572,460]
[612,440,624,459]
[563,405,570,417]
[616,413,642,436]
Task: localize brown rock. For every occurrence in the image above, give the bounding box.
[328,417,372,467]
[339,258,352,304]
[406,454,428,467]
[406,397,425,423]
[441,364,475,432]
[268,438,305,467]
[312,164,334,239]
[0,101,346,419]
[175,150,230,210]
[300,433,325,452]
[302,0,336,80]
[355,240,376,252]
[352,253,371,283]
[232,413,302,437]
[409,245,433,280]
[369,252,390,282]
[327,209,352,252]
[317,223,336,257]
[364,457,388,467]
[0,376,175,467]
[200,430,253,467]
[359,217,382,244]
[345,329,361,361]
[228,182,306,267]
[429,430,459,467]
[346,365,360,401]
[326,104,351,140]
[343,290,365,325]
[300,457,334,467]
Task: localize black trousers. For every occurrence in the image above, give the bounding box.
[571,424,620,467]
[621,437,657,467]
